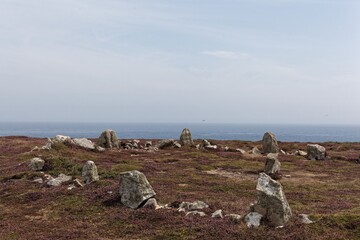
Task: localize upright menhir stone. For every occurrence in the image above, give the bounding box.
[119,170,156,209]
[179,128,194,146]
[82,161,99,184]
[253,173,292,227]
[307,144,326,160]
[97,129,119,149]
[262,132,280,154]
[264,153,281,175]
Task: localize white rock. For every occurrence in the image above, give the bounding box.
[244,212,263,228]
[47,174,72,187]
[211,209,223,219]
[72,138,95,150]
[185,211,206,217]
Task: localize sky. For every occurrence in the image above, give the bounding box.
[0,0,359,124]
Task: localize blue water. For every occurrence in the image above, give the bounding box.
[0,122,360,142]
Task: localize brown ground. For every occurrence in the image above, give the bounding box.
[1,137,360,240]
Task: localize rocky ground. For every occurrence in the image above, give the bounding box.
[1,136,360,240]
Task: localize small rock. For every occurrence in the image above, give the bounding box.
[72,138,95,150]
[145,141,152,147]
[236,148,246,154]
[185,211,206,217]
[173,141,182,148]
[179,200,209,211]
[307,144,326,160]
[143,198,160,210]
[280,150,286,155]
[82,161,99,184]
[73,179,84,187]
[47,174,72,187]
[244,212,263,228]
[28,158,45,171]
[33,177,43,184]
[30,146,40,152]
[225,214,242,223]
[41,142,52,150]
[211,209,223,219]
[298,214,313,224]
[295,150,307,157]
[95,146,106,152]
[224,146,230,151]
[251,147,262,155]
[53,135,72,143]
[67,184,76,190]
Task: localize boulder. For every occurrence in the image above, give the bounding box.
[119,170,156,209]
[262,132,280,154]
[97,129,119,149]
[72,138,95,150]
[211,209,223,219]
[47,174,72,187]
[82,161,99,184]
[244,212,263,228]
[28,157,45,171]
[264,153,281,175]
[253,173,292,227]
[179,128,194,146]
[307,144,326,160]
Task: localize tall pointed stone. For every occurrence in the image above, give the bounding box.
[179,128,194,146]
[253,173,292,227]
[97,129,119,149]
[262,132,279,154]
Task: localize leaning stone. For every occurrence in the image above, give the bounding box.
[298,214,314,224]
[211,209,223,219]
[179,128,194,146]
[185,211,206,217]
[82,161,99,184]
[143,198,160,210]
[72,138,95,150]
[253,173,292,227]
[307,144,326,160]
[97,129,119,149]
[119,170,156,209]
[28,158,45,171]
[262,132,280,154]
[244,212,263,228]
[225,214,242,223]
[47,174,72,187]
[264,153,281,175]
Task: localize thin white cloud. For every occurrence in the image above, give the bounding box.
[202,51,252,60]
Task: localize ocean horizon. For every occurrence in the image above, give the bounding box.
[0,122,360,143]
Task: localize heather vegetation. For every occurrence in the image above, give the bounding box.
[1,136,360,239]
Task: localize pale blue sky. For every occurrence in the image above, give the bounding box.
[0,0,359,124]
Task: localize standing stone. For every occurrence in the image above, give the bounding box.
[28,157,45,171]
[179,128,194,146]
[82,161,99,184]
[119,170,156,209]
[253,173,292,227]
[264,153,281,175]
[307,144,326,160]
[262,132,280,154]
[97,129,119,149]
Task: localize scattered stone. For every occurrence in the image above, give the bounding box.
[179,128,194,146]
[262,132,280,154]
[173,141,182,148]
[145,141,152,147]
[73,179,84,187]
[295,150,307,157]
[225,214,242,223]
[244,212,263,228]
[298,214,314,224]
[53,135,72,143]
[224,146,230,151]
[253,173,292,227]
[97,129,119,149]
[280,149,286,155]
[72,138,95,150]
[185,211,206,217]
[33,177,43,184]
[119,170,156,209]
[211,209,223,219]
[82,161,99,184]
[67,184,76,190]
[264,153,281,175]
[28,158,45,171]
[30,146,40,152]
[236,148,246,154]
[143,198,160,210]
[47,174,72,187]
[41,141,52,150]
[156,139,176,149]
[307,144,326,160]
[179,200,209,211]
[251,147,262,155]
[95,146,106,152]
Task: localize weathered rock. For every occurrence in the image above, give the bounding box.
[47,174,72,187]
[236,148,246,154]
[145,141,152,147]
[224,146,230,151]
[307,144,326,160]
[244,212,263,228]
[205,145,217,150]
[173,141,182,148]
[179,200,209,211]
[262,132,280,154]
[298,214,313,224]
[211,209,223,219]
[264,153,281,175]
[201,139,217,150]
[95,146,106,152]
[253,173,292,227]
[53,135,72,143]
[156,139,175,149]
[72,138,95,150]
[28,157,45,171]
[33,177,43,184]
[73,179,84,187]
[41,141,52,150]
[295,150,307,157]
[82,161,99,184]
[202,139,211,147]
[97,129,119,149]
[225,214,242,223]
[143,198,160,210]
[251,147,262,155]
[185,211,206,217]
[119,170,156,209]
[179,128,194,146]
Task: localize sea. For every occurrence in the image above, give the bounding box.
[0,122,360,142]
